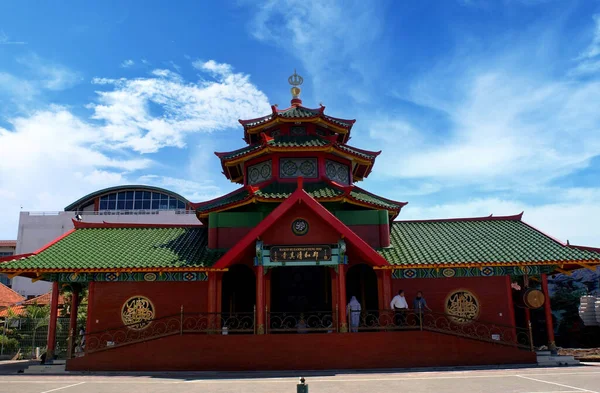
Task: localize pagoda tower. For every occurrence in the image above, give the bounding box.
[191,71,407,230]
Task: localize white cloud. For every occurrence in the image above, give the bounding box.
[372,29,600,191]
[0,30,26,45]
[400,191,600,246]
[121,59,135,68]
[570,14,600,76]
[90,61,270,153]
[0,59,271,238]
[136,175,222,202]
[249,0,383,104]
[16,54,82,91]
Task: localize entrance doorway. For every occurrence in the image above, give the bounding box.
[270,266,332,312]
[346,264,379,311]
[221,264,255,313]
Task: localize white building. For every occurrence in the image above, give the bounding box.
[11,185,200,297]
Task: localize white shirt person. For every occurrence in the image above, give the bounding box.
[390,290,409,310]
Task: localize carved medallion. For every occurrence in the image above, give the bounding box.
[291,218,309,236]
[445,290,479,324]
[121,296,155,330]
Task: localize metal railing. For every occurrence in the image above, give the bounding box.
[83,310,255,354]
[77,307,533,356]
[266,309,337,334]
[26,209,194,216]
[348,309,533,350]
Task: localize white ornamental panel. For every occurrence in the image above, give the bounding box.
[279,158,318,178]
[325,160,350,185]
[579,295,599,326]
[247,160,272,185]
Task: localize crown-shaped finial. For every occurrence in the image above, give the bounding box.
[288,69,303,105]
[288,69,303,87]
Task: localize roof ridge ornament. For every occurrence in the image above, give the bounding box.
[288,69,303,106]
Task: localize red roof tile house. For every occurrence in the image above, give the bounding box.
[1,73,600,371]
[0,283,24,311]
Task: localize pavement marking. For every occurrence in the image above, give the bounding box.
[39,382,86,393]
[517,375,598,393]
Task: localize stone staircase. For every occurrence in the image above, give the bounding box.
[24,359,67,374]
[536,350,580,366]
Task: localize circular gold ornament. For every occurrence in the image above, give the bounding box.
[523,288,545,309]
[121,296,155,330]
[445,290,480,324]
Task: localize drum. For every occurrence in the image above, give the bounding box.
[523,288,545,309]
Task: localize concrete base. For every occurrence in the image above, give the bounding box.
[24,360,67,374]
[536,351,580,366]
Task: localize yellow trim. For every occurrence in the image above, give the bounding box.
[245,117,350,134]
[6,272,20,279]
[555,268,572,276]
[579,263,597,271]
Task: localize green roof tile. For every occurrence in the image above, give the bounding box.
[0,227,223,271]
[220,135,376,161]
[242,107,354,128]
[350,189,401,209]
[255,182,343,199]
[195,188,250,213]
[380,219,600,266]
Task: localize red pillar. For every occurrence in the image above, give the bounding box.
[338,265,347,332]
[208,273,217,331]
[68,286,80,357]
[256,265,265,334]
[505,276,517,327]
[541,273,556,349]
[46,281,60,361]
[382,269,392,308]
[86,281,95,335]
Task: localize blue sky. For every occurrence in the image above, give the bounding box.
[1,0,600,245]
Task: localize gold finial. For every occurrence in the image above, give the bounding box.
[288,69,303,100]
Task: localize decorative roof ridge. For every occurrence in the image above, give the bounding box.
[0,229,76,264]
[393,212,524,224]
[322,113,357,125]
[350,185,408,207]
[274,104,321,114]
[71,220,203,230]
[334,142,381,157]
[189,186,249,209]
[568,244,600,254]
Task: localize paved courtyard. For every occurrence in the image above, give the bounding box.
[0,364,599,393]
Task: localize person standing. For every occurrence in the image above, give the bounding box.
[347,296,362,333]
[390,289,408,326]
[413,291,431,312]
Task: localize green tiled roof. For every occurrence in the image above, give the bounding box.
[220,136,331,160]
[381,219,600,266]
[0,227,223,271]
[338,144,379,160]
[242,106,354,128]
[255,182,343,199]
[350,189,402,210]
[220,136,375,161]
[278,106,321,119]
[195,188,250,213]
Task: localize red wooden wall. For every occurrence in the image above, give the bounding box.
[68,330,535,371]
[391,276,514,326]
[88,281,209,333]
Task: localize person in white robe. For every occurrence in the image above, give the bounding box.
[347,296,362,332]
